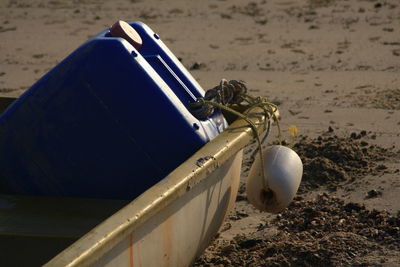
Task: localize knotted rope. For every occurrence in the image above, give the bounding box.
[190,79,282,196]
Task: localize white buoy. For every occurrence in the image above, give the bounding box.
[246,145,303,213]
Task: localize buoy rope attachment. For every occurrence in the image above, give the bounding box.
[190,79,282,194]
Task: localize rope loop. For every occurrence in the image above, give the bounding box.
[190,79,282,192]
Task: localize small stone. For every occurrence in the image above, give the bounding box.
[365,189,382,199]
[190,62,206,70]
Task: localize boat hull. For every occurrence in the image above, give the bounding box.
[94,152,242,267]
[0,97,267,267]
[45,109,267,267]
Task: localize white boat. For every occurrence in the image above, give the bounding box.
[0,93,303,267]
[46,109,266,267]
[0,97,267,266]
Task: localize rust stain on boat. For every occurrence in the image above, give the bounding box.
[162,217,173,266]
[129,233,134,267]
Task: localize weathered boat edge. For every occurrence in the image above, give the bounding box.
[45,111,267,267]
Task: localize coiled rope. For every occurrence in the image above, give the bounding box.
[190,79,282,196]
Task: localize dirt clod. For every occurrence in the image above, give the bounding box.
[293,131,398,193]
[195,194,400,266]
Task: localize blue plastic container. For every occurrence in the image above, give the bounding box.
[0,22,227,199]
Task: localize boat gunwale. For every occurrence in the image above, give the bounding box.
[45,110,267,267]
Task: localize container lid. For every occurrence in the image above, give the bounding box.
[109,20,142,50]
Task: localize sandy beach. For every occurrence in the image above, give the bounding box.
[0,0,399,265]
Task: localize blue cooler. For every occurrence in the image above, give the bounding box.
[0,21,227,199]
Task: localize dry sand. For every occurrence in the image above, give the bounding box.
[0,0,399,266]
